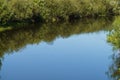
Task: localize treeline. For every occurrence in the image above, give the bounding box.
[0,0,120,24]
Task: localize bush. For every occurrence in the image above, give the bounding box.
[0,0,120,24]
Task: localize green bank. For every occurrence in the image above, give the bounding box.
[0,0,120,24]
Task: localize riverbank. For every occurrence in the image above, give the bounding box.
[0,0,120,24]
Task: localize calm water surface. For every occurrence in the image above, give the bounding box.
[0,18,118,80]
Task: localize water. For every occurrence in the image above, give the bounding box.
[0,18,118,80]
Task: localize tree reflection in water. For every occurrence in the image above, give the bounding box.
[0,17,115,78]
[0,18,113,58]
[107,50,120,80]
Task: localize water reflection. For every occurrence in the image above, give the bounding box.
[0,17,118,80]
[0,18,113,57]
[107,16,120,80]
[107,50,120,80]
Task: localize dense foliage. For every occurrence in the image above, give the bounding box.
[107,16,120,49]
[0,0,120,24]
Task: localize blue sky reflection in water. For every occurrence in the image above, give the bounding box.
[0,31,112,80]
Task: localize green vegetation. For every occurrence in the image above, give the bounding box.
[0,0,120,24]
[107,16,120,80]
[107,16,120,49]
[0,27,12,32]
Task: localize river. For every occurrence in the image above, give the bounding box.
[0,17,119,80]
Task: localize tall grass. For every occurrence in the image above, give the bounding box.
[0,0,120,24]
